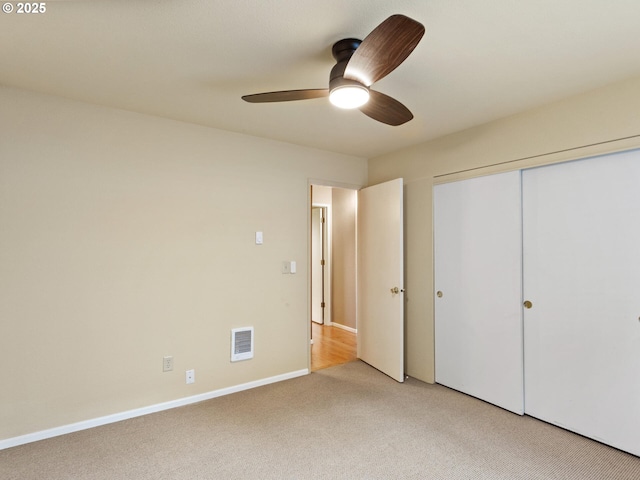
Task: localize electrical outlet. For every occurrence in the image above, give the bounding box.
[186,369,195,384]
[163,356,173,372]
[282,261,291,274]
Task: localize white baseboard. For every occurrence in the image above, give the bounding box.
[332,322,357,334]
[0,368,309,451]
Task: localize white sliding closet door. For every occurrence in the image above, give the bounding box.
[434,171,524,414]
[523,150,640,456]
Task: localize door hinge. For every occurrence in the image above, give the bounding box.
[321,302,326,308]
[320,259,325,266]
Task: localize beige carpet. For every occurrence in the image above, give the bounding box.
[1,360,639,479]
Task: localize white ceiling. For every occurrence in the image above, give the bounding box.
[2,0,639,158]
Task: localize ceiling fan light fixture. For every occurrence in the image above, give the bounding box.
[329,84,370,109]
[241,14,424,125]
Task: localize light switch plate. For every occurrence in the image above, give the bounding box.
[282,261,291,274]
[255,231,263,245]
[290,261,296,274]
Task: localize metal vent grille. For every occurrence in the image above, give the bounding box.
[231,327,254,362]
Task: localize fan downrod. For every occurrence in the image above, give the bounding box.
[331,38,361,62]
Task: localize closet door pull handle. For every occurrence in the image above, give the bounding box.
[523,300,533,309]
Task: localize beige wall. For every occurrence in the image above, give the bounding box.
[4,74,639,442]
[330,188,357,330]
[369,75,640,383]
[0,86,367,442]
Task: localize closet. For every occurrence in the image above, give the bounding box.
[434,149,640,457]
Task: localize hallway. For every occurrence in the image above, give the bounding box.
[311,323,357,371]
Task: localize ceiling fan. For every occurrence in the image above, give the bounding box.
[241,14,425,126]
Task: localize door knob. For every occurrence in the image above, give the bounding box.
[523,300,533,309]
[436,291,443,298]
[390,287,404,294]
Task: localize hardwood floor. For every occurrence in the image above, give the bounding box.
[311,322,357,371]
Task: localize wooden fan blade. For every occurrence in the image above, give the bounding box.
[359,90,413,126]
[344,14,425,86]
[242,89,329,103]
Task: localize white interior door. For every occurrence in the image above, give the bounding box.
[523,150,640,456]
[311,207,324,324]
[357,178,404,382]
[434,171,524,414]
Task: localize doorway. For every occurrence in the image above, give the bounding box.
[310,185,358,371]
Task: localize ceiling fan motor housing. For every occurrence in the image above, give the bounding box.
[329,38,367,92]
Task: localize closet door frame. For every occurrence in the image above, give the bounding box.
[434,144,640,455]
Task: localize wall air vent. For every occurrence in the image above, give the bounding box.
[231,327,254,362]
